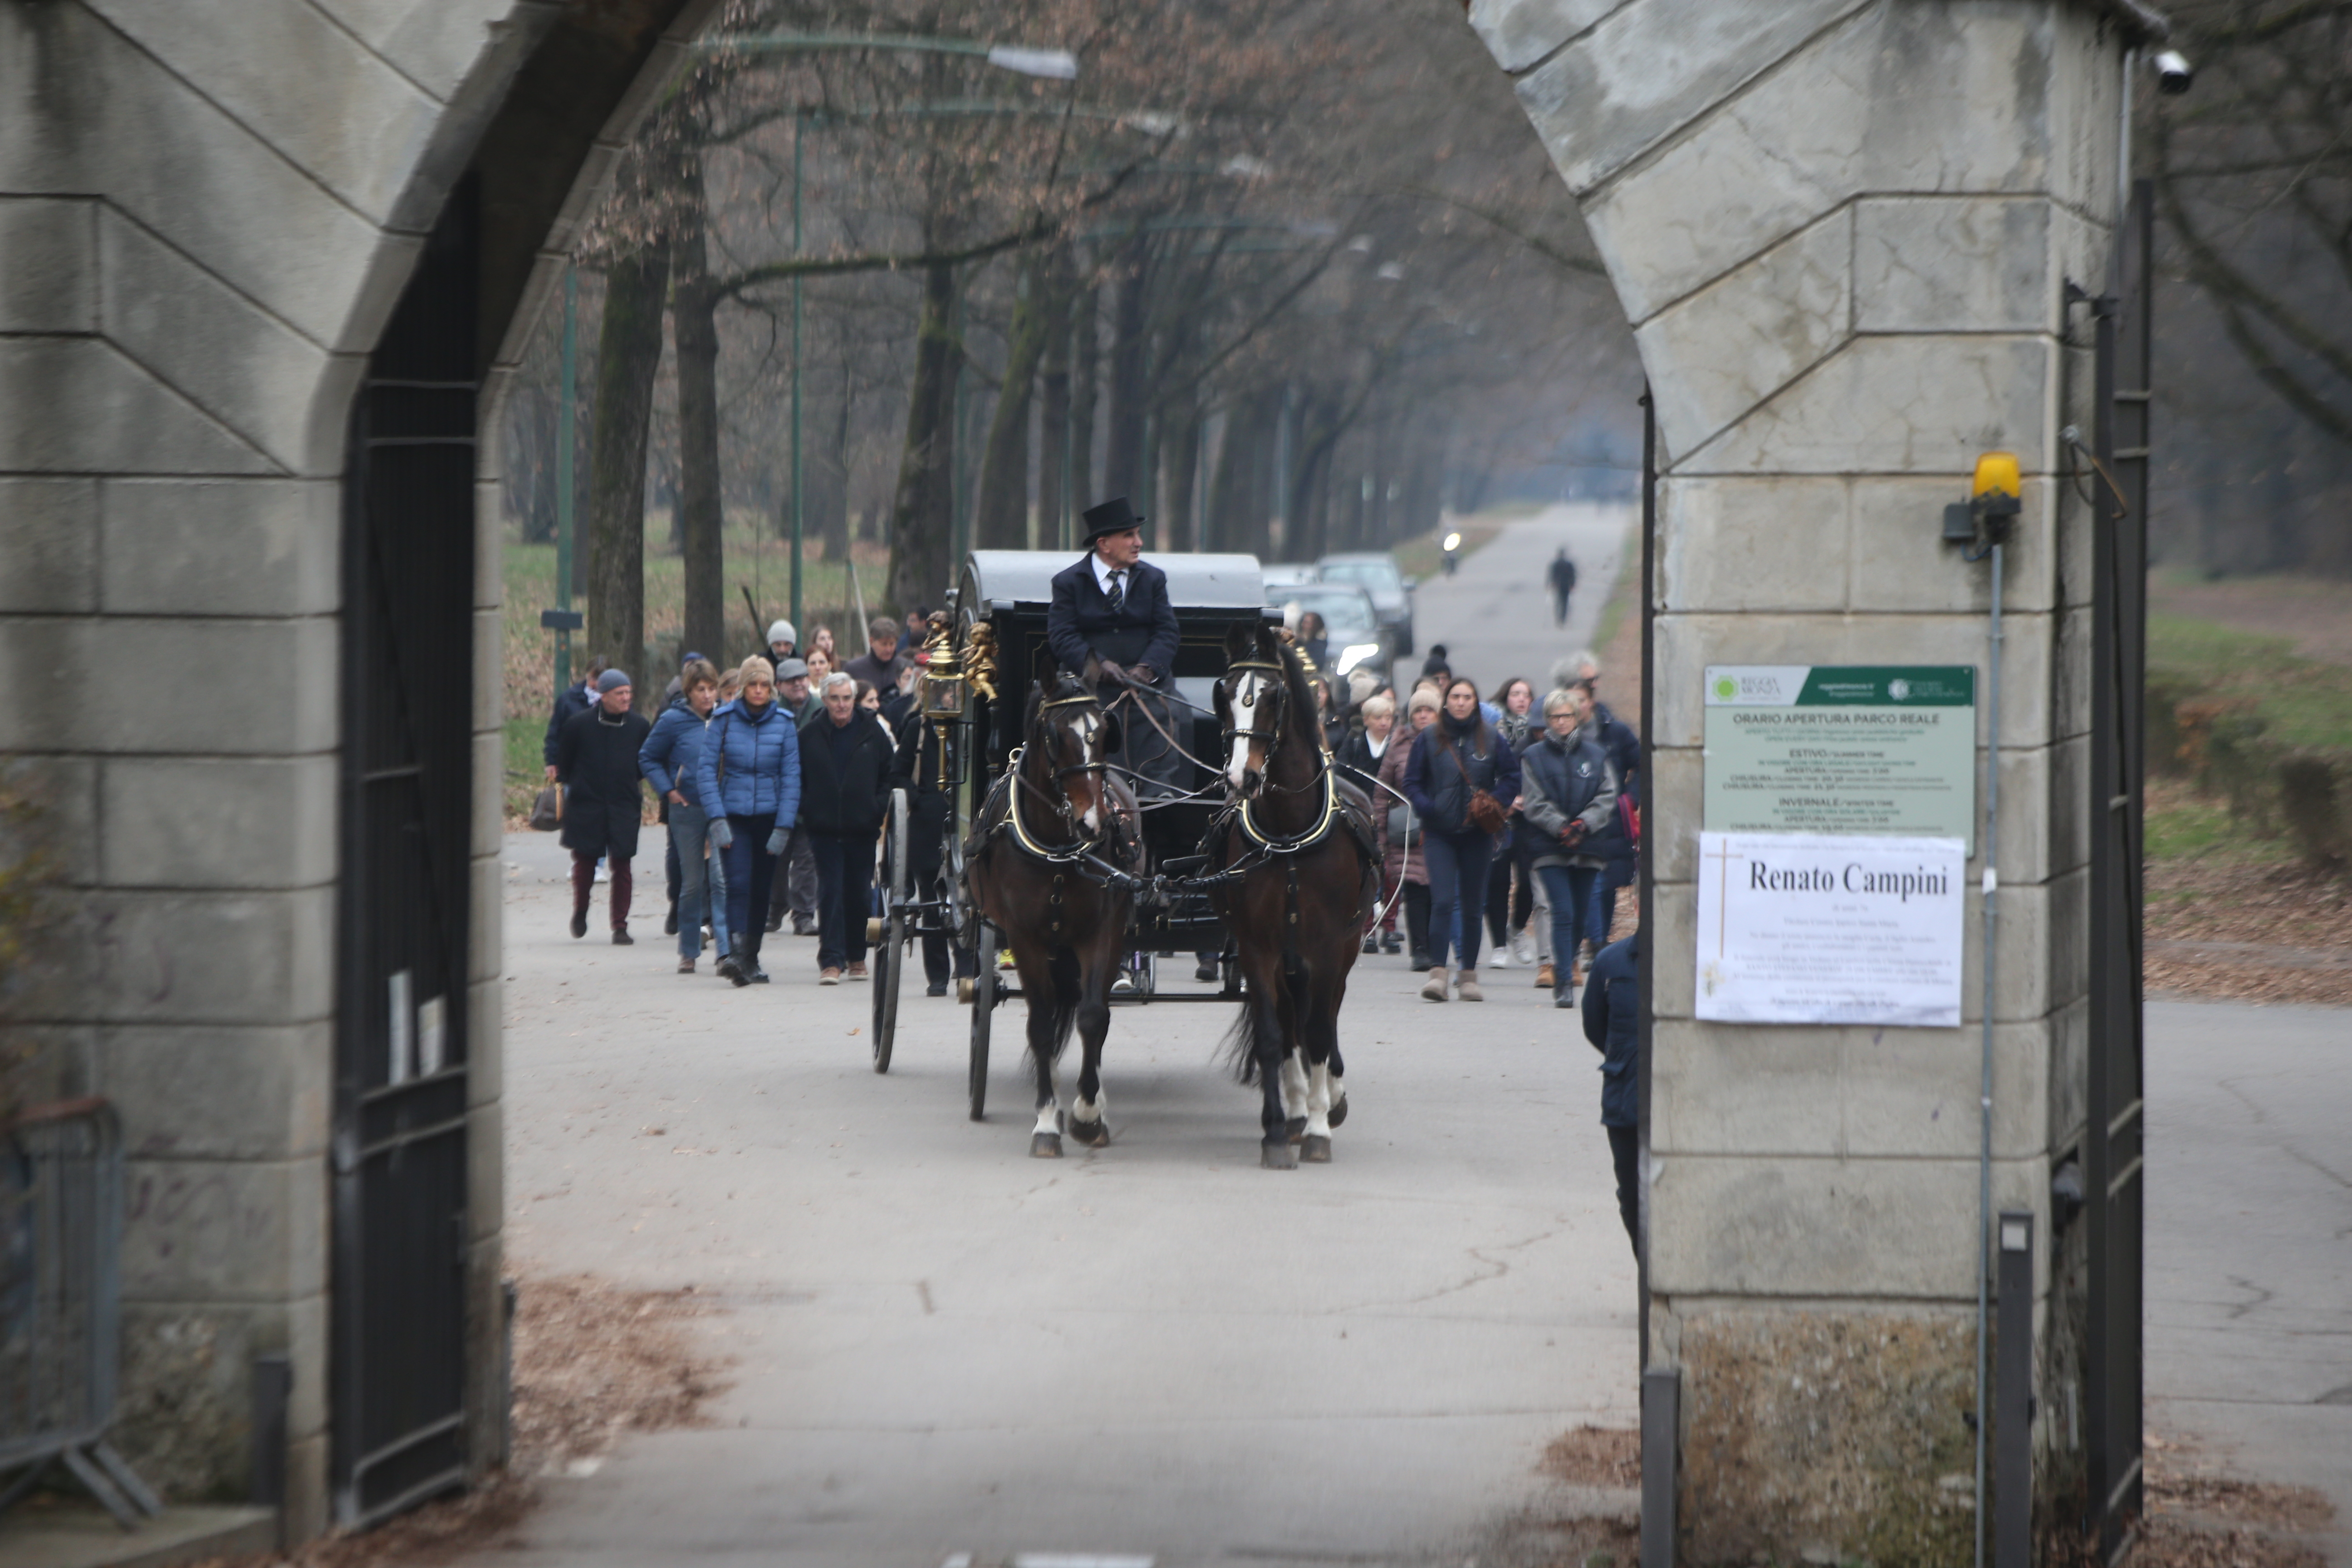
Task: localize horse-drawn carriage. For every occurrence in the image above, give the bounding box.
[867,548,1382,1167]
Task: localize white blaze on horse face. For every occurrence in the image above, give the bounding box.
[1074,711,1102,833]
[1225,672,1268,791]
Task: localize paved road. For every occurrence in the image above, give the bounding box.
[482,816,1639,1568]
[2145,999,2352,1564]
[1391,502,1634,693]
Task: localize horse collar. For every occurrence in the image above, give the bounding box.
[1238,763,1339,854]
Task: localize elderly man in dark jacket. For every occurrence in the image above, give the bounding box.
[1047,496,1182,795]
[557,669,651,944]
[1580,929,1641,1251]
[798,671,896,984]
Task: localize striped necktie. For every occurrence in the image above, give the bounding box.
[1105,570,1124,614]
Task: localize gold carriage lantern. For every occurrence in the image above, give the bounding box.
[921,624,967,720]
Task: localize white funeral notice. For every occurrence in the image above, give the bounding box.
[1695,831,1967,1027]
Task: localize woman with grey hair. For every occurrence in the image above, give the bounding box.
[1516,686,1618,1004]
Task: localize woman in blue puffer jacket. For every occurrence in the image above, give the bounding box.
[695,656,802,984]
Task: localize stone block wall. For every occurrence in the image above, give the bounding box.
[1467,1,2136,1559]
[0,0,706,1537]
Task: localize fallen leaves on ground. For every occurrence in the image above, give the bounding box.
[1538,1424,1640,1490]
[197,1274,725,1568]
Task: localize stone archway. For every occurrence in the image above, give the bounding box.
[3,2,2151,1556]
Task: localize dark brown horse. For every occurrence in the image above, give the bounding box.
[965,661,1142,1157]
[1206,623,1382,1168]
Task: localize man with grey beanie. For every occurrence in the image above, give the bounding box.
[556,669,652,943]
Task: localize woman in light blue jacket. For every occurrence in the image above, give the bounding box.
[694,657,801,984]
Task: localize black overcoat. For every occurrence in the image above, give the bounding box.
[556,705,652,859]
[1045,555,1180,676]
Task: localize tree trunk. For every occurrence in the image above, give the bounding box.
[1037,264,1072,552]
[817,377,851,562]
[1103,241,1148,503]
[1162,396,1201,553]
[1069,283,1098,515]
[1205,396,1259,554]
[886,262,964,615]
[671,161,726,669]
[974,262,1053,550]
[587,236,671,676]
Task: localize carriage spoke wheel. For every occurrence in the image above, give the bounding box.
[968,920,995,1121]
[872,792,911,1073]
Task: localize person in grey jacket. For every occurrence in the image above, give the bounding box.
[1516,687,1618,1005]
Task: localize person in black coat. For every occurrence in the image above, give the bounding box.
[556,669,652,944]
[889,704,978,995]
[1047,496,1182,795]
[796,672,897,981]
[1580,928,1641,1251]
[543,656,606,776]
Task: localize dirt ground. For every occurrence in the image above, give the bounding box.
[195,1275,727,1568]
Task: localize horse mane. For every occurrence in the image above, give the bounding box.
[1271,636,1321,747]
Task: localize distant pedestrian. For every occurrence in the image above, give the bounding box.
[765,656,820,938]
[543,655,606,780]
[696,656,802,985]
[1375,687,1438,967]
[556,669,651,944]
[639,660,733,978]
[797,672,894,984]
[1581,928,1641,1249]
[1404,676,1520,1002]
[1517,688,1619,1004]
[1548,548,1578,626]
[844,616,907,691]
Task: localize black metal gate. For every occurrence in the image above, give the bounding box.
[2083,177,2152,1562]
[333,176,479,1527]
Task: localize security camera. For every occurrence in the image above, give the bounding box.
[2151,49,2194,95]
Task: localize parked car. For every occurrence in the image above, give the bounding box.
[1273,583,1387,678]
[1316,550,1413,656]
[1260,562,1320,596]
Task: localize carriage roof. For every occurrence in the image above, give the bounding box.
[960,550,1268,618]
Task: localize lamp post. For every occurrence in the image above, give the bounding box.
[690,32,1078,624]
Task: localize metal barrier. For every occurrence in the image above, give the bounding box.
[0,1097,161,1527]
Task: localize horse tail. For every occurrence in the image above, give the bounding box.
[1219,1000,1264,1086]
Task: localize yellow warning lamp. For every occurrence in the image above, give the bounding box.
[1943,451,2021,553]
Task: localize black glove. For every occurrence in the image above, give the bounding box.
[1096,659,1129,686]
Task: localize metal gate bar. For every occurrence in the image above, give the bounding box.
[2083,178,2152,1563]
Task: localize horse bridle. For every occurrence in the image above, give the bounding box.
[1222,657,1327,798]
[1021,689,1112,836]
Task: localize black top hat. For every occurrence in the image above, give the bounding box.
[1080,496,1146,546]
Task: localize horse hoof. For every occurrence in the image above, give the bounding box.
[1300,1134,1333,1163]
[1261,1138,1298,1171]
[1030,1132,1063,1159]
[1070,1117,1110,1148]
[1328,1094,1348,1129]
[1285,1115,1307,1145]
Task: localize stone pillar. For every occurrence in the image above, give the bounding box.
[1470,2,2134,1559]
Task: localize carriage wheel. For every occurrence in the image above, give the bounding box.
[872,793,911,1073]
[968,921,995,1121]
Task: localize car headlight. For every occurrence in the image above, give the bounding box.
[1335,642,1382,675]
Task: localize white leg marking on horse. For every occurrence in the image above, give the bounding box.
[1034,1061,1060,1137]
[1280,1053,1308,1119]
[1305,1062,1334,1139]
[1074,1090,1104,1125]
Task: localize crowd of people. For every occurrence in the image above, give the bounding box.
[544,610,957,988]
[540,534,1644,1248]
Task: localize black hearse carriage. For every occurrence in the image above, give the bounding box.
[864,549,1274,1117]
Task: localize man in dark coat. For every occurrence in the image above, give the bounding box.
[543,656,605,777]
[1580,929,1641,1252]
[1047,496,1181,794]
[557,669,652,944]
[1547,549,1578,626]
[796,672,896,983]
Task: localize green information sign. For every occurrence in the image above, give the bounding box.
[1703,665,1978,851]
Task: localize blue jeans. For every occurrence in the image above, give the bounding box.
[1536,864,1598,988]
[669,804,730,959]
[1422,830,1494,970]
